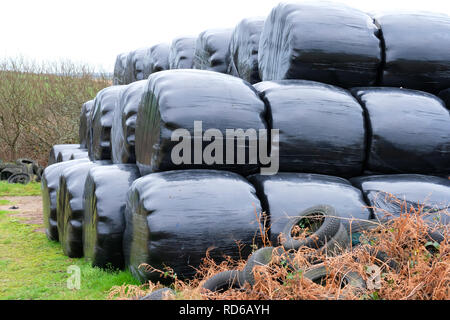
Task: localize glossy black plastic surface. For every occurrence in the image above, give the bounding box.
[111,80,147,164]
[90,85,124,161]
[57,161,99,258]
[258,2,382,87]
[438,88,450,110]
[83,164,140,269]
[193,28,233,74]
[113,52,129,85]
[254,80,366,177]
[48,144,81,165]
[123,169,263,283]
[351,174,450,225]
[228,17,265,84]
[376,12,450,93]
[41,159,90,241]
[79,100,94,148]
[352,87,450,175]
[248,173,373,245]
[135,69,267,176]
[169,37,196,69]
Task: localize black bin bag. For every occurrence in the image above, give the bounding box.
[193,28,233,74]
[111,80,147,164]
[41,159,90,241]
[254,80,366,177]
[258,2,382,87]
[350,174,450,226]
[113,52,129,85]
[83,164,140,269]
[352,87,450,175]
[169,36,196,69]
[228,17,265,84]
[135,69,268,176]
[375,12,450,93]
[90,85,125,161]
[248,173,373,246]
[57,161,100,257]
[48,144,82,165]
[79,100,94,148]
[123,169,263,283]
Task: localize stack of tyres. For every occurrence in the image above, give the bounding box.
[90,86,124,161]
[169,36,196,69]
[351,87,450,175]
[123,169,263,283]
[228,17,265,84]
[375,12,450,93]
[83,164,140,269]
[57,161,100,258]
[113,52,129,85]
[41,159,90,241]
[48,144,83,166]
[258,2,382,87]
[193,28,233,74]
[135,69,268,176]
[111,80,148,164]
[254,80,366,177]
[248,173,373,246]
[79,100,94,149]
[350,174,450,226]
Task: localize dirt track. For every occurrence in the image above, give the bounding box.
[0,196,44,233]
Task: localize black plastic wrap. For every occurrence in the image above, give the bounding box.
[135,69,267,176]
[248,173,373,245]
[258,2,381,87]
[375,12,450,93]
[90,85,125,161]
[111,80,147,164]
[123,169,263,283]
[48,144,81,165]
[124,47,152,84]
[254,80,366,177]
[113,52,129,85]
[149,43,170,73]
[56,161,99,257]
[57,148,88,163]
[193,28,233,74]
[438,89,450,109]
[79,100,94,148]
[83,164,140,269]
[41,159,89,241]
[351,87,450,175]
[350,174,450,225]
[169,37,196,69]
[228,17,264,84]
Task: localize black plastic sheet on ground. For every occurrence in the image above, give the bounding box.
[351,87,450,175]
[193,28,233,74]
[83,164,140,269]
[169,36,196,69]
[228,17,264,84]
[48,144,82,166]
[123,169,263,283]
[79,100,94,148]
[375,12,450,93]
[254,80,366,177]
[41,159,90,241]
[248,173,373,246]
[111,80,147,164]
[113,52,129,85]
[57,161,99,257]
[135,69,268,176]
[350,174,450,225]
[90,86,125,161]
[258,2,381,87]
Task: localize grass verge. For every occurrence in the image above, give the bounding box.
[0,181,41,196]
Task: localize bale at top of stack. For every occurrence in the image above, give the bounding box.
[193,28,233,74]
[169,36,196,69]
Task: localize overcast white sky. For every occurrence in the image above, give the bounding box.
[1,0,450,73]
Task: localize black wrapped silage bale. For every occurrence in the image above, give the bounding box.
[169,36,196,69]
[113,52,129,85]
[48,144,82,166]
[79,100,94,148]
[193,28,233,74]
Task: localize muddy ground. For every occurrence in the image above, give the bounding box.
[0,196,43,233]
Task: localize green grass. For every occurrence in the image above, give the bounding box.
[0,192,140,300]
[0,181,42,196]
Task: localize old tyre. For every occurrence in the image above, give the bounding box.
[140,288,175,300]
[7,173,31,184]
[281,205,349,252]
[202,270,245,292]
[303,264,366,292]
